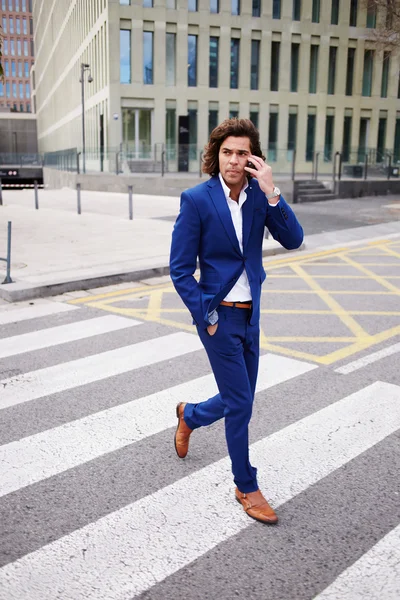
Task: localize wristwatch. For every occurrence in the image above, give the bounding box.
[266,186,281,200]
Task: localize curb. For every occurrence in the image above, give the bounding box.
[0,242,305,303]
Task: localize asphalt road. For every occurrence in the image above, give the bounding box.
[0,230,399,600]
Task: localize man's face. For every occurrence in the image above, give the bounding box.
[218,136,252,188]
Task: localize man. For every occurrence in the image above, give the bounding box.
[170,119,303,524]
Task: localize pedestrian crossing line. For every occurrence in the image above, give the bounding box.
[0,332,203,411]
[0,302,79,326]
[314,523,400,599]
[0,353,316,498]
[335,342,400,375]
[0,315,142,359]
[1,381,399,600]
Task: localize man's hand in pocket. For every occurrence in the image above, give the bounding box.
[207,323,218,336]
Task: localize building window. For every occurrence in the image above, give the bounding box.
[188,0,197,11]
[209,36,219,88]
[8,0,12,9]
[166,33,176,86]
[188,108,197,159]
[309,44,319,93]
[2,15,7,33]
[293,0,301,20]
[362,50,374,97]
[3,40,8,55]
[291,43,299,92]
[12,82,17,97]
[272,0,281,19]
[268,111,278,162]
[312,0,320,22]
[17,40,21,56]
[324,115,334,161]
[9,17,14,33]
[394,119,400,163]
[231,0,240,15]
[209,109,218,135]
[11,60,15,76]
[250,40,260,90]
[120,0,130,4]
[23,61,28,77]
[349,0,357,26]
[1,0,5,11]
[331,0,339,25]
[250,108,259,128]
[143,31,153,84]
[327,46,337,95]
[23,17,27,34]
[6,82,10,97]
[230,38,240,89]
[346,47,355,96]
[29,18,33,34]
[166,108,176,159]
[381,52,390,98]
[5,61,9,76]
[210,0,219,13]
[11,40,15,56]
[188,34,198,87]
[16,17,20,34]
[22,0,26,9]
[306,113,316,161]
[229,106,239,118]
[143,0,153,6]
[358,117,369,161]
[288,113,297,157]
[252,0,261,17]
[122,108,152,157]
[342,115,352,162]
[0,83,3,97]
[19,82,23,98]
[120,29,131,83]
[270,41,280,91]
[377,117,386,162]
[366,4,376,28]
[25,82,30,98]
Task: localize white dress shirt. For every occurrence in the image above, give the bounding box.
[218,173,252,302]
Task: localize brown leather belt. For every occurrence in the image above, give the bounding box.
[220,301,252,309]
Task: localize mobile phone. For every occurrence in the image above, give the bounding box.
[247,161,256,170]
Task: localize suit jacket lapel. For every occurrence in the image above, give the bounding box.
[208,177,242,257]
[242,183,254,250]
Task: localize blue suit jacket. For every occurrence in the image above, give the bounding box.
[170,176,303,329]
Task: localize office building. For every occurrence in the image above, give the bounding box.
[31,0,400,173]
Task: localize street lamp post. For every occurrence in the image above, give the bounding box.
[79,63,93,174]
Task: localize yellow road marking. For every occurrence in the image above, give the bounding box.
[69,281,174,304]
[340,254,400,294]
[290,263,370,340]
[381,246,400,260]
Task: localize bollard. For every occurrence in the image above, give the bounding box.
[0,177,3,206]
[1,221,13,284]
[77,183,82,215]
[34,180,39,209]
[128,185,133,220]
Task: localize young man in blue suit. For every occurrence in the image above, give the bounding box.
[170,119,303,524]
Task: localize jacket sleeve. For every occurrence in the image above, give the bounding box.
[265,195,304,250]
[169,191,208,328]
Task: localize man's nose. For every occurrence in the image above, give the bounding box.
[229,154,238,164]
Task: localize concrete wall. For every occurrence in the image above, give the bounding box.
[338,179,400,198]
[0,114,38,154]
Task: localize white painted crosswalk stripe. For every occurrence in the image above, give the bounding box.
[0,332,203,410]
[0,315,141,359]
[335,342,400,374]
[1,381,399,600]
[314,524,400,599]
[0,302,79,325]
[0,353,316,497]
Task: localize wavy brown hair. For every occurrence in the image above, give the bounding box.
[202,118,265,176]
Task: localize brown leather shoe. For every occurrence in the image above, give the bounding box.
[174,402,193,458]
[235,488,278,524]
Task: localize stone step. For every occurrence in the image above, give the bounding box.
[297,193,337,203]
[296,186,330,194]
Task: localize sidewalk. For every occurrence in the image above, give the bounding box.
[0,187,301,302]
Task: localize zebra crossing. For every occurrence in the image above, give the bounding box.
[0,299,399,600]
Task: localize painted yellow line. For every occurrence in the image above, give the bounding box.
[263,247,349,268]
[381,246,400,259]
[260,309,400,316]
[290,263,370,340]
[263,289,398,295]
[340,255,400,294]
[265,337,359,342]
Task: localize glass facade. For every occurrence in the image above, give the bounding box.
[331,0,339,25]
[268,111,278,161]
[166,108,176,158]
[293,0,301,20]
[252,0,261,17]
[210,0,219,13]
[120,29,131,84]
[188,0,197,11]
[342,115,352,162]
[377,118,386,162]
[122,108,152,158]
[231,0,240,15]
[349,0,357,26]
[250,40,260,90]
[306,114,316,161]
[288,113,297,154]
[230,38,240,89]
[188,108,197,159]
[312,0,320,23]
[394,120,400,162]
[209,36,219,88]
[381,53,390,98]
[143,31,153,84]
[208,109,218,135]
[188,35,198,87]
[273,0,280,19]
[324,115,334,161]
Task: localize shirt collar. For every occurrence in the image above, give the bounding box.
[218,173,249,205]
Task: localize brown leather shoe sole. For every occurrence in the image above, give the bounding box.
[235,495,279,525]
[174,402,191,458]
